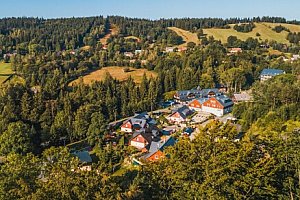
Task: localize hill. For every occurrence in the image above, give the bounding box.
[70,66,157,85]
[0,62,13,84]
[202,22,300,44]
[168,27,200,47]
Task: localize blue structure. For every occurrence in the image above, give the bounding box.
[260,68,285,81]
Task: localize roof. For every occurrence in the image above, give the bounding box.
[72,151,92,163]
[193,97,209,104]
[171,105,192,119]
[174,88,221,101]
[215,95,234,108]
[131,130,153,144]
[260,68,285,76]
[233,93,252,102]
[143,137,176,159]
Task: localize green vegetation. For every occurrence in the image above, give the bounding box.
[0,16,300,199]
[233,22,256,33]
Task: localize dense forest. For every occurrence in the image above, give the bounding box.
[0,16,300,199]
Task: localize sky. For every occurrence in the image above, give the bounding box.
[1,0,300,20]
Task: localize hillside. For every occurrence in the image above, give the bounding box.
[0,62,13,84]
[203,22,300,44]
[70,66,157,85]
[168,27,200,47]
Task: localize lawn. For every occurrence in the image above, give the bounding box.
[168,27,200,47]
[70,66,157,85]
[202,22,300,44]
[0,62,13,74]
[0,62,13,84]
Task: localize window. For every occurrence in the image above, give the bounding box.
[155,155,159,159]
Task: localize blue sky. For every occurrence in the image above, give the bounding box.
[1,0,300,20]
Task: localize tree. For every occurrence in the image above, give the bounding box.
[0,121,32,155]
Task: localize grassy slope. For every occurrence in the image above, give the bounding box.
[168,27,200,47]
[203,22,300,44]
[0,62,13,84]
[70,66,157,85]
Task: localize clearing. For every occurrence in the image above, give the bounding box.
[99,24,119,45]
[0,62,13,84]
[70,66,157,85]
[203,22,300,44]
[125,36,141,42]
[168,27,200,48]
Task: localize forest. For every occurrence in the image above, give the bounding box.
[0,16,300,199]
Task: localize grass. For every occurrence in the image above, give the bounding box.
[0,62,13,74]
[168,27,200,47]
[203,22,300,44]
[0,62,13,84]
[70,66,157,85]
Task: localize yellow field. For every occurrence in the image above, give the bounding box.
[0,62,13,84]
[168,27,200,47]
[203,23,300,44]
[70,66,157,85]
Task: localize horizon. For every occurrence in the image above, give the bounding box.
[1,0,300,21]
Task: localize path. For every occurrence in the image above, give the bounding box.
[99,25,119,45]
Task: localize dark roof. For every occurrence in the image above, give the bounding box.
[175,88,222,101]
[143,137,176,159]
[260,68,285,76]
[171,105,192,119]
[215,95,234,108]
[131,130,153,144]
[72,151,92,163]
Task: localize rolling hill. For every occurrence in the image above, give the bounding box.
[69,66,157,85]
[203,22,300,44]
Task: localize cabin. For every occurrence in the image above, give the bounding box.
[202,95,234,116]
[121,112,156,133]
[141,136,176,162]
[165,47,175,53]
[260,68,285,82]
[129,130,153,149]
[229,48,242,54]
[124,52,134,58]
[167,105,193,124]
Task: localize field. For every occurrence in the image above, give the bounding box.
[168,27,200,47]
[0,62,13,84]
[203,23,300,44]
[70,66,157,85]
[125,35,141,42]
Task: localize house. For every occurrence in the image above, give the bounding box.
[129,130,153,149]
[188,98,209,111]
[174,89,202,102]
[124,52,134,58]
[260,68,285,81]
[141,136,176,162]
[174,88,221,103]
[135,50,143,55]
[71,151,93,171]
[121,112,156,133]
[202,95,234,116]
[72,151,93,163]
[291,54,300,62]
[167,105,193,124]
[165,47,175,53]
[233,92,253,103]
[182,127,194,136]
[229,48,242,54]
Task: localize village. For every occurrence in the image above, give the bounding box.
[68,65,288,169]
